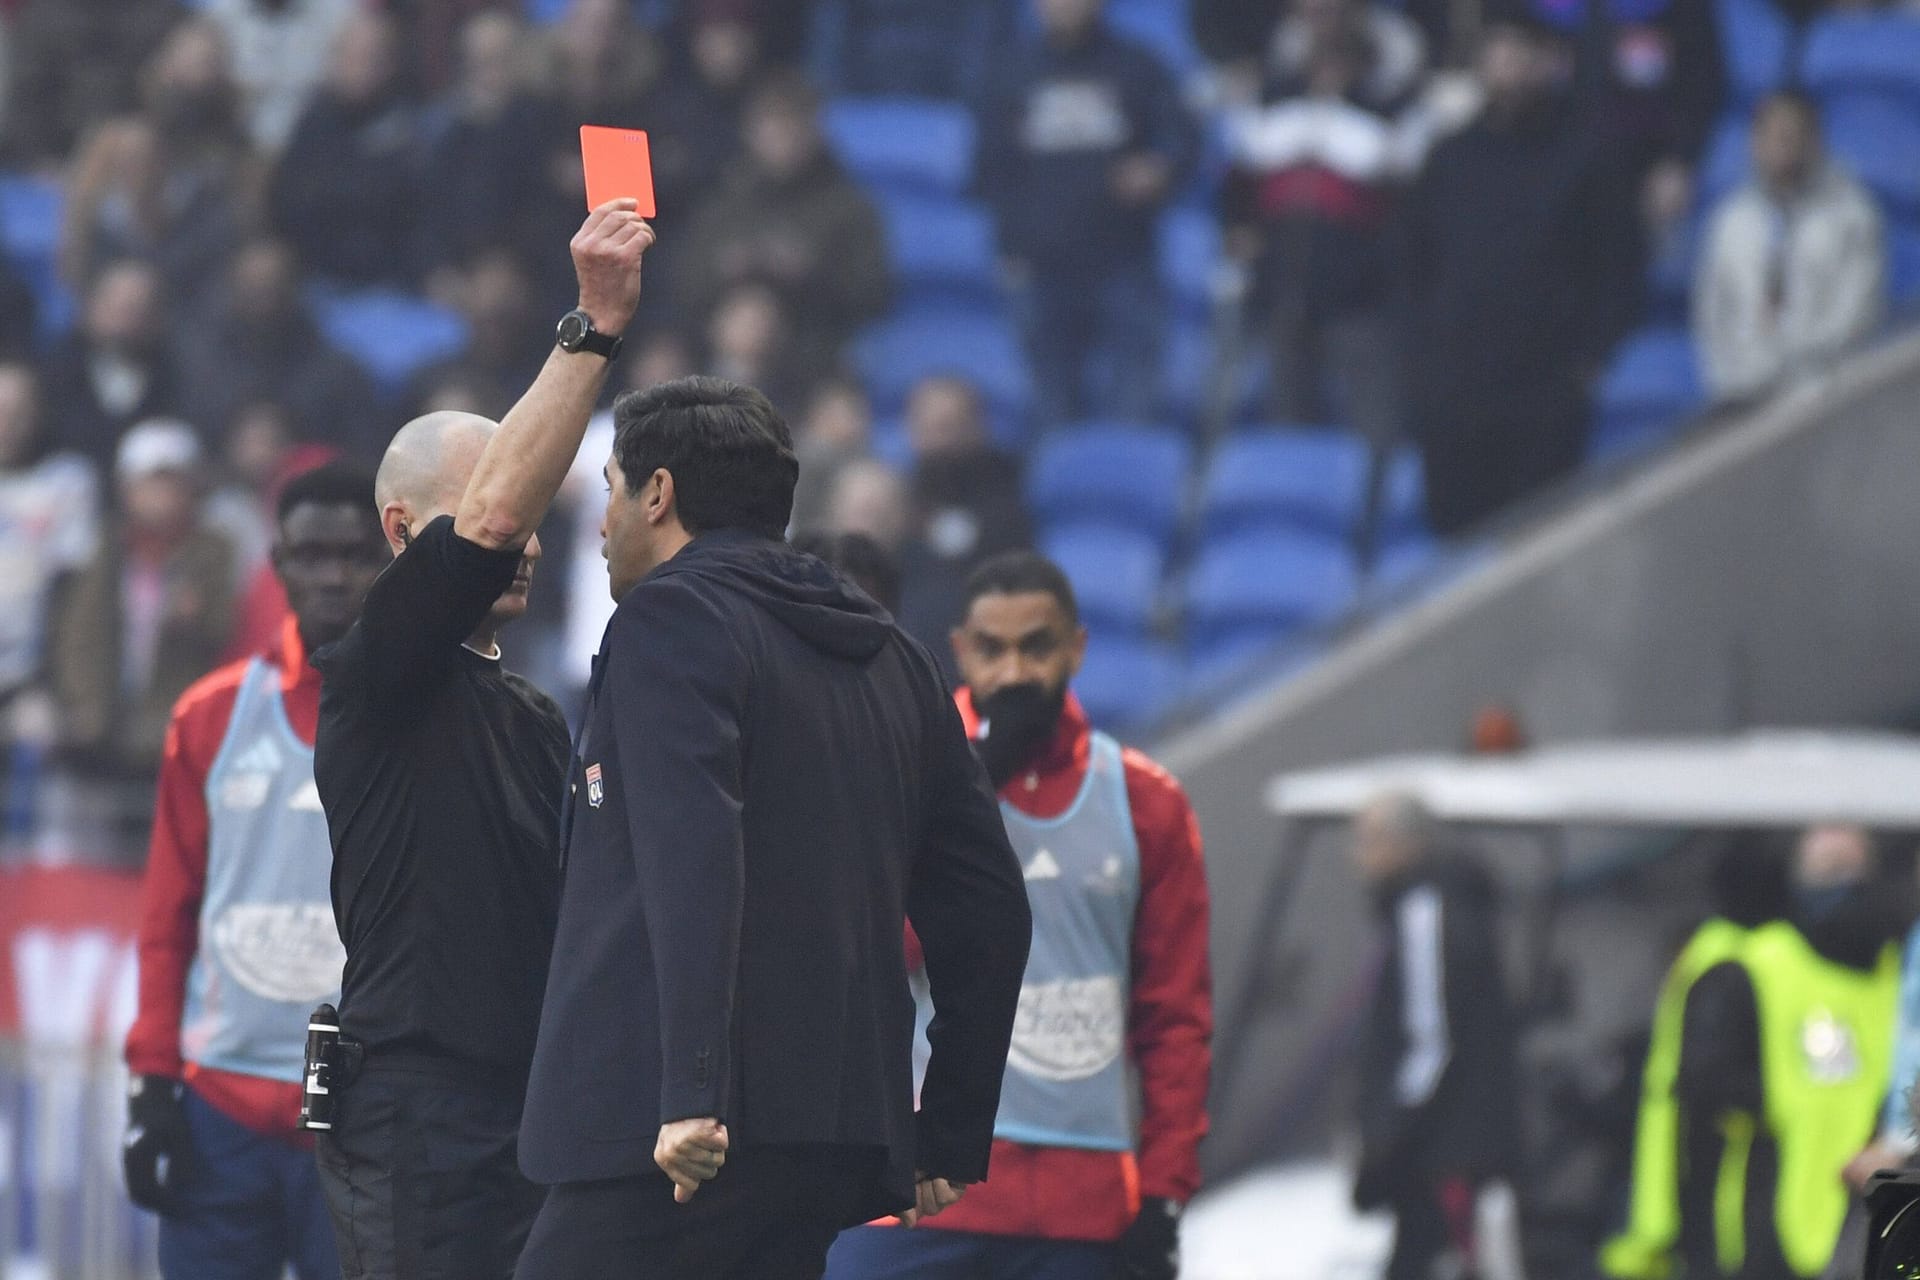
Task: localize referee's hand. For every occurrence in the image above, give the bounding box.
[655,1117,729,1203]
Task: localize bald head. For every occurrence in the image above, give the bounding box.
[1352,790,1437,885]
[374,411,497,518]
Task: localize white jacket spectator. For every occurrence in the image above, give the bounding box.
[1694,92,1885,403]
[204,0,357,152]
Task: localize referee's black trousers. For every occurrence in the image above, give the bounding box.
[314,1059,545,1280]
[517,1144,887,1280]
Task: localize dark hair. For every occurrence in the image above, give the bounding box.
[963,551,1080,627]
[277,460,377,525]
[611,375,798,539]
[792,530,901,613]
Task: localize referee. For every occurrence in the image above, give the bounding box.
[310,200,653,1280]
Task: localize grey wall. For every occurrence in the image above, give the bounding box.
[1161,332,1920,1177]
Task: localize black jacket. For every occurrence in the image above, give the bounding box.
[1356,854,1520,1195]
[518,533,1032,1216]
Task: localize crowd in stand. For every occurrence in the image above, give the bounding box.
[0,0,1908,868]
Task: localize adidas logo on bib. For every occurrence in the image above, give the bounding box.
[1023,849,1062,881]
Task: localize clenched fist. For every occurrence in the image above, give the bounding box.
[571,199,655,339]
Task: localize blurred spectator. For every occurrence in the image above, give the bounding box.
[2,0,182,168]
[1694,91,1886,406]
[789,375,874,533]
[417,11,556,290]
[535,0,663,131]
[223,411,343,660]
[0,364,101,716]
[1193,0,1286,77]
[1348,791,1520,1280]
[822,457,914,556]
[1402,15,1637,535]
[895,375,1035,662]
[0,256,39,362]
[269,10,418,286]
[41,259,182,471]
[409,249,549,419]
[48,420,235,824]
[978,0,1198,426]
[678,71,892,370]
[1223,0,1428,444]
[1672,825,1902,1280]
[203,0,358,153]
[907,374,1034,571]
[174,236,384,455]
[647,0,765,218]
[809,0,1014,99]
[622,329,698,396]
[60,17,260,303]
[702,279,815,416]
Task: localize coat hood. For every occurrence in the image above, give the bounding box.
[656,531,894,662]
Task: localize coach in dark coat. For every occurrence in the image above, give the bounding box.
[516,375,1032,1280]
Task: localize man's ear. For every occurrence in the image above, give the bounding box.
[646,469,676,528]
[379,503,410,555]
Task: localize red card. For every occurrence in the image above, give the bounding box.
[580,126,656,218]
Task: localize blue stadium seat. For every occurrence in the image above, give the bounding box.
[1159,203,1221,322]
[1716,0,1793,104]
[876,193,998,302]
[1108,0,1204,75]
[1043,523,1166,634]
[1027,423,1193,543]
[1823,94,1920,215]
[851,304,1032,438]
[310,289,470,396]
[1183,529,1360,657]
[1802,13,1920,103]
[1890,220,1920,307]
[0,174,74,340]
[823,97,975,196]
[1590,326,1704,461]
[1074,634,1184,731]
[1696,112,1751,208]
[1378,447,1428,547]
[1197,426,1372,539]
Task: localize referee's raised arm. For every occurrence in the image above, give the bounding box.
[455,200,653,553]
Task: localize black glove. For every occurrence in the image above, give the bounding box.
[973,683,1063,789]
[1115,1195,1181,1280]
[123,1074,189,1214]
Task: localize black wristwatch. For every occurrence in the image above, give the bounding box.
[556,308,623,361]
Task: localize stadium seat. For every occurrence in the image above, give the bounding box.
[0,174,74,340]
[1802,13,1920,103]
[1197,426,1372,540]
[1160,203,1222,322]
[1822,94,1920,215]
[1696,112,1751,208]
[310,289,470,396]
[875,193,998,302]
[1716,0,1794,104]
[1074,634,1184,731]
[1590,326,1704,462]
[1182,528,1360,655]
[851,304,1033,438]
[823,97,975,196]
[1890,220,1920,307]
[1027,423,1193,544]
[1043,523,1167,634]
[1106,0,1205,77]
[1378,447,1428,548]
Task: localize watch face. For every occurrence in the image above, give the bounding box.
[557,311,589,350]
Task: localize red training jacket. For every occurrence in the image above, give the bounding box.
[124,617,318,1140]
[915,688,1212,1242]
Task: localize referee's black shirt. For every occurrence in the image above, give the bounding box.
[314,514,568,1080]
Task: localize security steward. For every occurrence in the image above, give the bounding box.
[1667,826,1901,1280]
[1602,842,1789,1280]
[309,200,652,1280]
